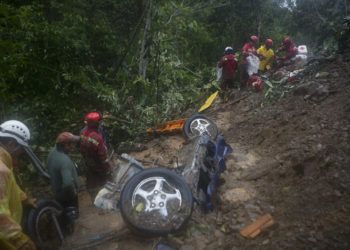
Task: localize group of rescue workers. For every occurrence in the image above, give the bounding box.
[218,35,298,92]
[0,112,111,249]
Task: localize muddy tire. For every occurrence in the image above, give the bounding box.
[120,168,193,236]
[26,199,63,249]
[183,114,218,140]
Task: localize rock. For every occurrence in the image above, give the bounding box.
[310,85,329,102]
[237,215,246,223]
[334,190,342,197]
[206,241,218,249]
[293,85,309,96]
[277,165,288,177]
[262,239,270,245]
[315,72,330,78]
[215,229,225,238]
[267,205,275,213]
[229,224,242,232]
[216,211,223,225]
[219,224,232,234]
[194,236,209,250]
[245,203,262,217]
[303,94,311,100]
[222,188,252,203]
[331,71,340,78]
[307,237,317,243]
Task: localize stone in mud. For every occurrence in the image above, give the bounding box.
[315,72,330,78]
[293,85,309,96]
[222,188,252,203]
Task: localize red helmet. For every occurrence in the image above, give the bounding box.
[250,35,258,43]
[84,112,102,123]
[265,39,273,47]
[56,132,80,144]
[283,36,291,46]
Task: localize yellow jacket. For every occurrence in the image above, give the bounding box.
[257,45,274,71]
[0,146,28,249]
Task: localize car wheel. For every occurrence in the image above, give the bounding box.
[26,199,64,249]
[183,114,218,140]
[120,168,193,236]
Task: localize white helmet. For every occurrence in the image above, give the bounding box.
[0,120,30,147]
[224,46,234,53]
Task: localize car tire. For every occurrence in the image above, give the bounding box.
[26,199,63,249]
[183,114,218,140]
[120,168,193,236]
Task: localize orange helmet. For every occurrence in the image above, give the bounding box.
[265,39,273,47]
[250,35,258,43]
[56,132,79,144]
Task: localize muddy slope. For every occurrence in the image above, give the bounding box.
[65,56,350,250]
[206,56,350,249]
[128,56,350,250]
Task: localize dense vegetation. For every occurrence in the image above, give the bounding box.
[0,0,348,146]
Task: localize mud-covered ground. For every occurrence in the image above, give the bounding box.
[62,54,350,249]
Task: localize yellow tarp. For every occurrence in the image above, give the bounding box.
[198,91,219,112]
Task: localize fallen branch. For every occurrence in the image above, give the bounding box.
[228,94,250,106]
[63,228,129,250]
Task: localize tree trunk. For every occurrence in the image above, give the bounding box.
[256,0,262,39]
[139,0,152,79]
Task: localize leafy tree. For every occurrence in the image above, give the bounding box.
[0,0,346,147]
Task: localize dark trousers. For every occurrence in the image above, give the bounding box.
[220,79,234,91]
[55,193,79,235]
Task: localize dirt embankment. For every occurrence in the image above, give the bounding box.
[64,55,350,250]
[127,55,350,250]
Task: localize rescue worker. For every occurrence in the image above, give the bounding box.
[0,120,36,250]
[276,36,297,66]
[47,132,80,211]
[239,35,259,87]
[80,112,111,200]
[242,35,259,56]
[257,38,275,71]
[217,46,238,92]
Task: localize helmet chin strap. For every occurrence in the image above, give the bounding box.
[9,144,22,154]
[0,140,21,154]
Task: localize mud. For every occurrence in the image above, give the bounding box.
[63,56,349,249]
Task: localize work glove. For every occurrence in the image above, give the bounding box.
[23,197,37,208]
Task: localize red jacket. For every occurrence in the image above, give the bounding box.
[281,42,297,60]
[80,127,110,174]
[218,54,238,80]
[242,42,256,57]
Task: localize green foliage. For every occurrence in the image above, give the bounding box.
[263,79,295,102]
[0,0,346,147]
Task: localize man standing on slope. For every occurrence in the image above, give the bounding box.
[218,46,238,92]
[80,112,111,200]
[277,36,297,66]
[257,38,275,71]
[47,132,80,233]
[239,35,259,87]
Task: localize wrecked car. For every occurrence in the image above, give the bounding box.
[95,117,232,236]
